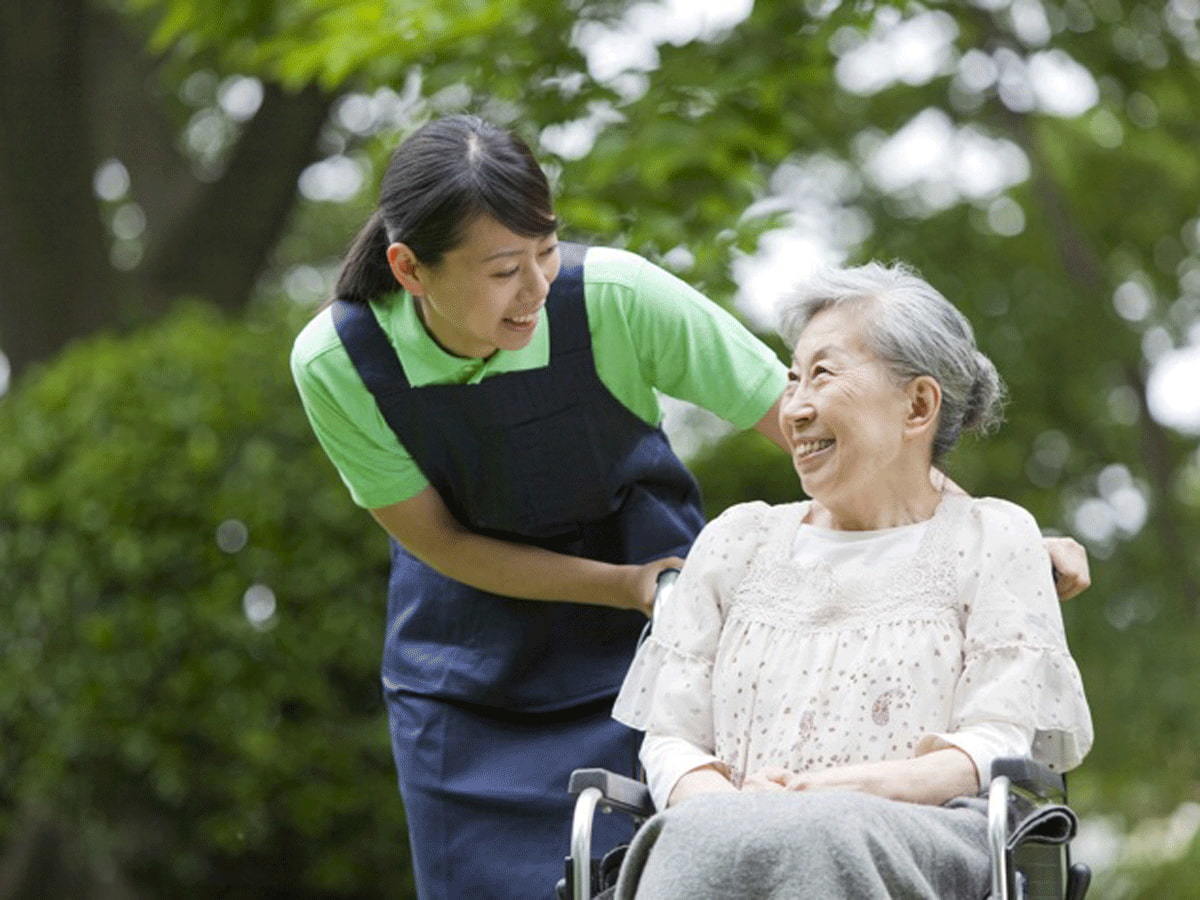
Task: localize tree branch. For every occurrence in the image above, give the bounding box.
[85,6,198,246]
[142,81,336,314]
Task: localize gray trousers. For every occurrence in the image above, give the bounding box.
[614,791,989,899]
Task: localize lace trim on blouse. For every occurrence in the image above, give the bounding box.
[731,496,964,632]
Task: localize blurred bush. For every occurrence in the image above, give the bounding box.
[0,302,411,896]
[688,429,799,521]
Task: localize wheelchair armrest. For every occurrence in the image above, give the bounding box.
[991,757,1066,803]
[568,768,655,819]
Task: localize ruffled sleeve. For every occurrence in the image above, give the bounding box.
[920,498,1093,785]
[612,502,770,749]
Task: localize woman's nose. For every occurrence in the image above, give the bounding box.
[524,259,552,299]
[781,390,815,428]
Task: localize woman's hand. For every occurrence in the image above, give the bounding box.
[742,763,900,798]
[741,767,791,792]
[775,749,978,806]
[1044,536,1091,601]
[781,762,889,796]
[615,556,686,617]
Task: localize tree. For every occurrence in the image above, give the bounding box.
[5,0,1200,889]
[0,0,333,377]
[0,0,630,378]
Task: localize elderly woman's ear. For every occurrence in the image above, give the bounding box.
[904,375,942,440]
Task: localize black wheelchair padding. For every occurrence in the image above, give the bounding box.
[993,758,1066,802]
[569,768,654,819]
[993,758,1077,853]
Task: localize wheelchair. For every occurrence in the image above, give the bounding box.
[559,757,1091,899]
[558,573,1093,900]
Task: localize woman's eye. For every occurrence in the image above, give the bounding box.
[493,267,519,279]
[812,365,832,378]
[539,244,558,257]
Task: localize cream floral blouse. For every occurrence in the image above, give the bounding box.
[612,495,1093,811]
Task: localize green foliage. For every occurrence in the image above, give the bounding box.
[121,0,630,105]
[690,430,800,521]
[0,304,410,895]
[1100,830,1200,899]
[18,0,1200,889]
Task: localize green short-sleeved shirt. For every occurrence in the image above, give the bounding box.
[291,246,786,509]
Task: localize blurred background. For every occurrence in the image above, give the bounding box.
[1,0,1198,895]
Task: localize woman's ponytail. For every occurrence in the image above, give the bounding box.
[333,210,397,304]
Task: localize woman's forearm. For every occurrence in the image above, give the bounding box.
[880,749,979,804]
[370,490,679,612]
[417,528,623,605]
[752,396,790,451]
[787,748,978,806]
[667,764,738,806]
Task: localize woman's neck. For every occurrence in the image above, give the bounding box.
[805,468,943,531]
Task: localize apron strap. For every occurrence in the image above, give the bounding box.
[331,297,412,392]
[546,241,590,359]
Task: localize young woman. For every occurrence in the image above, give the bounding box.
[291,115,787,898]
[290,116,1090,898]
[610,263,1093,898]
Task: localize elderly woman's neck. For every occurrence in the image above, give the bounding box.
[806,474,943,531]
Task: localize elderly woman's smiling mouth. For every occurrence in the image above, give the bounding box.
[791,437,835,463]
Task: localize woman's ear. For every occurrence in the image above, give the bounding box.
[386,242,424,296]
[905,376,942,437]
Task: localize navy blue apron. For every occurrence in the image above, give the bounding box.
[333,243,705,899]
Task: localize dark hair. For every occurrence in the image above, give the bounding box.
[333,115,557,304]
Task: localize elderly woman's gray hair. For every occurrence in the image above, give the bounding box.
[778,261,1006,461]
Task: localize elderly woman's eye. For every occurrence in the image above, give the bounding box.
[812,365,832,378]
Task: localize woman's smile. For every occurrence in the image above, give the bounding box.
[792,438,836,465]
[501,305,543,332]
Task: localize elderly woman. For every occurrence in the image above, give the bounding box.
[609,263,1093,899]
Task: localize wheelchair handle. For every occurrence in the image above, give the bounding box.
[652,568,680,621]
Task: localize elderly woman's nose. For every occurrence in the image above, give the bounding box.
[781,390,815,425]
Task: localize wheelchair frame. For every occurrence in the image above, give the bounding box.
[563,758,1091,899]
[560,571,1092,899]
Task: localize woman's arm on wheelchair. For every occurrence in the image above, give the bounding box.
[371,487,683,614]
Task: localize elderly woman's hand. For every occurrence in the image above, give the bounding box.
[780,750,978,806]
[741,767,791,792]
[1044,537,1091,601]
[782,762,887,797]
